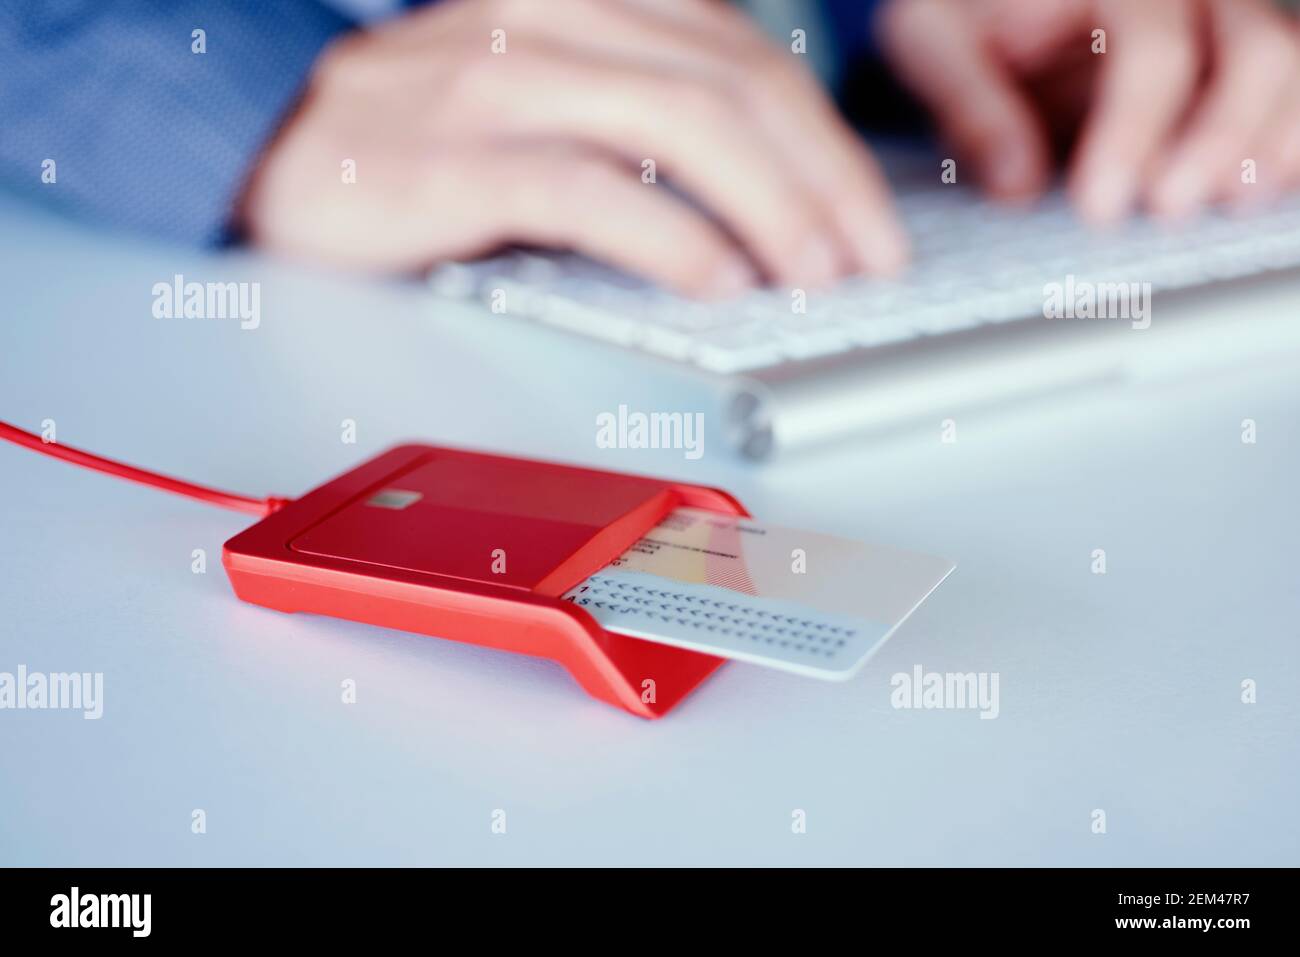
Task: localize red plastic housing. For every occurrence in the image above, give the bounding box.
[222,444,749,718]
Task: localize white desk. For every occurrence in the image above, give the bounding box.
[2,195,1297,866]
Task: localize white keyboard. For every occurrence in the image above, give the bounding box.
[428,186,1300,376]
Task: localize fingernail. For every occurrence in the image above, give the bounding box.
[1151,160,1206,220]
[857,220,910,277]
[706,256,757,298]
[1079,163,1136,225]
[798,235,839,285]
[988,139,1036,196]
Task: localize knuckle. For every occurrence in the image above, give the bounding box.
[1248,31,1299,78]
[675,249,729,291]
[560,154,623,199]
[450,41,540,102]
[486,0,535,25]
[439,49,496,110]
[750,49,796,90]
[770,226,820,270]
[674,80,730,126]
[1137,34,1198,86]
[878,0,943,51]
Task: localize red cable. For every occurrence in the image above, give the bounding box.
[0,420,291,517]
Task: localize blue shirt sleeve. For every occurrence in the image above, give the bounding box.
[0,0,353,246]
[823,0,884,67]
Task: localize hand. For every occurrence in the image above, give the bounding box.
[241,0,909,294]
[876,0,1300,221]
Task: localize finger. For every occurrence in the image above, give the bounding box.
[511,0,908,273]
[763,103,910,276]
[1147,0,1299,219]
[447,145,757,298]
[878,0,1051,200]
[730,47,910,275]
[981,0,1088,73]
[1217,70,1300,209]
[451,41,853,287]
[1068,0,1200,223]
[621,0,777,44]
[1276,92,1300,191]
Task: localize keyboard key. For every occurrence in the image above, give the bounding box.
[429,186,1300,376]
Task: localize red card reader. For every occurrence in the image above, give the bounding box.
[1,422,747,718]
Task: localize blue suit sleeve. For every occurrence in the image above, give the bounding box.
[0,1,353,245]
